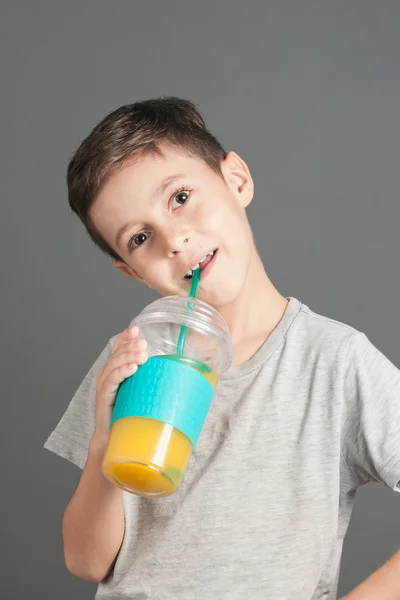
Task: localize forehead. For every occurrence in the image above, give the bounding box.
[97,145,213,204]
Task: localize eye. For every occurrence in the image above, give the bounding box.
[128,231,151,251]
[171,188,192,210]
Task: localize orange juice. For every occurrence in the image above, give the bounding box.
[102,355,218,497]
[102,417,192,496]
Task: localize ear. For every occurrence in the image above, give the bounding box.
[113,260,146,284]
[220,151,254,208]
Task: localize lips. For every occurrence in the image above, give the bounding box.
[199,249,217,280]
[183,250,216,279]
[198,252,213,270]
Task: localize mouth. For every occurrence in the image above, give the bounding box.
[183,249,217,280]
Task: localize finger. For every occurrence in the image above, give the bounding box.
[104,362,138,391]
[97,342,146,388]
[100,347,148,385]
[98,362,139,402]
[102,348,148,392]
[112,338,147,359]
[112,326,140,353]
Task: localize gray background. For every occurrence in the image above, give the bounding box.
[1,1,399,598]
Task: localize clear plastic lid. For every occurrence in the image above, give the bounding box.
[132,295,233,374]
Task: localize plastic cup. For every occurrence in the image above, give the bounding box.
[102,296,232,497]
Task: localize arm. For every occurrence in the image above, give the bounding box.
[62,326,148,583]
[62,434,124,583]
[340,549,400,600]
[339,333,400,598]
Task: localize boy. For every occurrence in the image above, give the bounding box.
[44,97,400,600]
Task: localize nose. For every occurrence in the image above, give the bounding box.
[160,225,190,257]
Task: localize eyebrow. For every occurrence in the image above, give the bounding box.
[154,173,185,197]
[115,173,185,249]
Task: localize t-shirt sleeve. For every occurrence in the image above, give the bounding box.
[342,332,400,492]
[43,339,114,470]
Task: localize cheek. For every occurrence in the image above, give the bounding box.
[142,255,178,291]
[198,195,238,230]
[143,260,165,282]
[128,252,161,281]
[215,202,247,240]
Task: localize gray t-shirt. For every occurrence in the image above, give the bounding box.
[44,297,400,600]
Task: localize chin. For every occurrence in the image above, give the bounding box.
[200,284,244,311]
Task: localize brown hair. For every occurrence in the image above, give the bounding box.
[67,97,227,261]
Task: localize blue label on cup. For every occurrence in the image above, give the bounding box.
[110,356,214,447]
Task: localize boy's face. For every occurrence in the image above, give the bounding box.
[91,144,255,309]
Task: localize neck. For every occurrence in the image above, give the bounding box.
[218,249,289,367]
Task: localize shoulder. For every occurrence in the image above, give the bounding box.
[291,299,400,386]
[289,299,361,358]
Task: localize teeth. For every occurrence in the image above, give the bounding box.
[185,251,215,278]
[199,250,215,264]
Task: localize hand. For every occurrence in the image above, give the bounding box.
[93,326,148,444]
